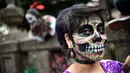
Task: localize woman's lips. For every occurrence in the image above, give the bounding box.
[77,43,104,54]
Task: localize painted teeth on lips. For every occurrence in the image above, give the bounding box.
[85,45,104,52]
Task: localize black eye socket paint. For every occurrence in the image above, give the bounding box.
[97,23,104,34]
[77,24,93,37]
[29,18,32,20]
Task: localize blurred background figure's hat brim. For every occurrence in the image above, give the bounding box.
[107,16,130,31]
[114,0,130,15]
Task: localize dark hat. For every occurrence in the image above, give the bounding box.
[56,3,104,46]
[56,3,85,46]
[113,0,130,15]
[107,16,130,31]
[56,7,70,46]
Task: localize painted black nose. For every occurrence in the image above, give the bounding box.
[92,34,102,43]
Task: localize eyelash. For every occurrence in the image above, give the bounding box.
[98,27,104,34]
[78,29,93,37]
[77,23,104,37]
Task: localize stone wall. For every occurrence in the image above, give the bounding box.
[0,36,64,73]
[105,23,130,62]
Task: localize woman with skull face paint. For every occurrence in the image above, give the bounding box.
[55,3,129,73]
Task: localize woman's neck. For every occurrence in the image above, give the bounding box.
[75,58,95,64]
[75,61,100,69]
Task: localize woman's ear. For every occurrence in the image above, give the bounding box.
[64,33,73,48]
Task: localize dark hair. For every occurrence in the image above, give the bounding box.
[56,3,105,57]
[26,8,41,18]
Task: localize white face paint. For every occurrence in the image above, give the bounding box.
[72,15,107,61]
[25,13,37,24]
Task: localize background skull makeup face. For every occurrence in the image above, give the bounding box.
[72,14,107,61]
[25,13,37,25]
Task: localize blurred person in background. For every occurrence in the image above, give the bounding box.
[25,1,56,42]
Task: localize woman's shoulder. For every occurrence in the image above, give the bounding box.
[63,67,71,73]
[100,59,124,73]
[63,70,71,73]
[62,63,74,73]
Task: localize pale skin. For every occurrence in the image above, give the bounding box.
[124,56,130,73]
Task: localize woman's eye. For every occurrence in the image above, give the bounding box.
[97,23,104,34]
[98,26,104,34]
[78,28,93,37]
[83,29,92,34]
[29,17,32,20]
[77,25,93,37]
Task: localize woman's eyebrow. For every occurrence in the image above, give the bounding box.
[78,25,93,31]
[78,24,89,28]
[98,22,103,25]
